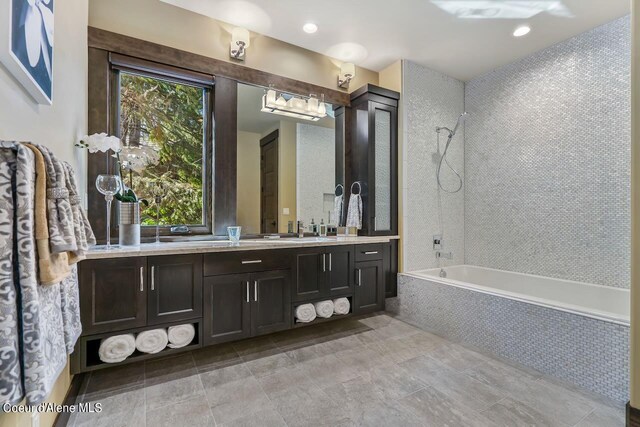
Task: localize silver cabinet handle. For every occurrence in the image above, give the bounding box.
[329,253,332,271]
[322,254,326,272]
[364,251,379,255]
[254,281,258,302]
[246,281,250,303]
[357,269,362,286]
[151,265,155,291]
[139,266,144,291]
[242,260,262,264]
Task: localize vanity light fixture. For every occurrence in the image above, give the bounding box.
[303,23,318,34]
[261,86,327,121]
[338,62,356,89]
[513,25,531,37]
[230,27,251,60]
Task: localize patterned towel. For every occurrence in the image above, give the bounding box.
[0,145,25,405]
[63,161,96,262]
[333,195,343,227]
[36,144,77,254]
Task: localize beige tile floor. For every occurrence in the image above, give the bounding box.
[69,313,625,427]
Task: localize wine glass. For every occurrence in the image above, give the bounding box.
[96,174,122,250]
[150,181,167,244]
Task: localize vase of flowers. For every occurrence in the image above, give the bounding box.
[77,133,158,247]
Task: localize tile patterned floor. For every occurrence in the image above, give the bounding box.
[68,314,625,427]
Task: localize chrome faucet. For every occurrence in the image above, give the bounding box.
[297,221,304,238]
[435,251,453,260]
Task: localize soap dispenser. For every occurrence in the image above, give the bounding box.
[319,219,327,237]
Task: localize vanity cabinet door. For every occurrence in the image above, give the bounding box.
[147,254,203,326]
[326,246,354,297]
[203,274,251,345]
[79,257,147,335]
[292,248,326,302]
[353,260,385,314]
[250,270,292,336]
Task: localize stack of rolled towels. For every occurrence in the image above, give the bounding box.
[98,323,196,363]
[295,297,350,323]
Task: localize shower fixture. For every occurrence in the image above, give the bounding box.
[435,112,467,194]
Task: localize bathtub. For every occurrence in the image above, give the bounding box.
[387,265,630,403]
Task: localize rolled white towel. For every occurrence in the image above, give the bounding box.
[314,300,334,319]
[333,297,350,315]
[99,334,136,363]
[167,324,196,349]
[135,329,169,354]
[295,303,316,323]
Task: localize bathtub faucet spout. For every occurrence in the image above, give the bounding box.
[435,251,453,260]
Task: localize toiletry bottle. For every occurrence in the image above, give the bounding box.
[319,219,327,237]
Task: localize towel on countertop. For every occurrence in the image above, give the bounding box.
[333,298,350,315]
[333,195,343,227]
[135,329,169,354]
[24,143,71,285]
[167,324,196,349]
[314,300,334,319]
[295,303,316,323]
[99,334,136,363]
[345,193,362,230]
[36,144,77,254]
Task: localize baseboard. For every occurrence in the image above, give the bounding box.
[53,374,85,427]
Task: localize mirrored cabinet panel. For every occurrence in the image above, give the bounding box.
[236,82,343,235]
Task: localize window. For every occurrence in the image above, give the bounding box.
[114,63,213,234]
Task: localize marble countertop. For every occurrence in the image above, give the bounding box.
[86,236,400,259]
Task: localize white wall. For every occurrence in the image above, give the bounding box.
[0,2,88,426]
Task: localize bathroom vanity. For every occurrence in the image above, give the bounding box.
[72,237,398,373]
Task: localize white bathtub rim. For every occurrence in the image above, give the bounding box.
[400,268,630,327]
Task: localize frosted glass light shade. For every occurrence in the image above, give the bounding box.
[231,27,250,47]
[340,62,356,79]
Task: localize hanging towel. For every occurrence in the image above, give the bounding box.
[36,144,77,254]
[333,195,343,227]
[59,264,82,354]
[62,161,96,263]
[167,324,196,349]
[345,193,362,230]
[0,145,25,405]
[314,300,334,319]
[135,329,169,354]
[24,143,71,285]
[333,298,351,315]
[295,303,316,323]
[0,142,68,405]
[99,334,136,363]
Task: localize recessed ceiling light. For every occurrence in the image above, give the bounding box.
[513,25,531,37]
[303,23,318,34]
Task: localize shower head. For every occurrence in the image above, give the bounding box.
[451,112,468,136]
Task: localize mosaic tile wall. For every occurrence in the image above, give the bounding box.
[402,61,465,272]
[464,16,631,288]
[388,275,630,403]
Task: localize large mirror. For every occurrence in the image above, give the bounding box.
[236,82,342,235]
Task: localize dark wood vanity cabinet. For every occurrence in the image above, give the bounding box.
[147,254,203,326]
[354,259,385,314]
[250,270,291,336]
[346,85,399,237]
[79,257,147,335]
[293,246,355,302]
[203,273,251,345]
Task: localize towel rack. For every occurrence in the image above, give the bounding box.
[335,184,344,197]
[350,181,362,195]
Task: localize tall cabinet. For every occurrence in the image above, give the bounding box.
[346,84,399,237]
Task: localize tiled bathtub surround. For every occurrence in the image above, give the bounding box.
[388,275,630,403]
[464,16,631,288]
[402,61,465,272]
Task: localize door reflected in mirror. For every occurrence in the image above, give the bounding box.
[236,83,342,235]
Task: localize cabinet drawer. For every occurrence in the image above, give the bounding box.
[355,244,384,262]
[204,249,291,276]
